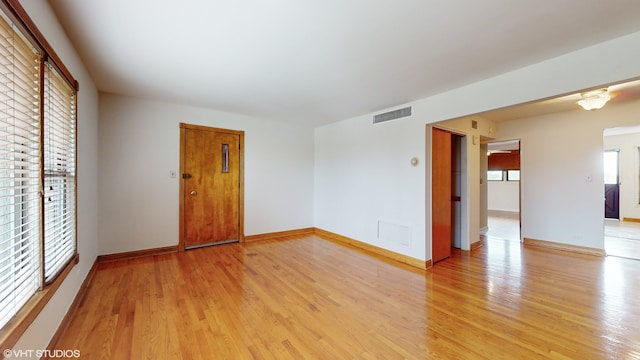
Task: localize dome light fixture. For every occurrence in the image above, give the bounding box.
[577,88,610,110]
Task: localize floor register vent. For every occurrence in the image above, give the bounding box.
[373,106,412,124]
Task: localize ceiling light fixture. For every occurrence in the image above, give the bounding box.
[577,88,610,110]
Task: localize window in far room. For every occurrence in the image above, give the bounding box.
[487,170,504,181]
[507,170,520,181]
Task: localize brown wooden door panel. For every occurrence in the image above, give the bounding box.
[184,128,211,245]
[183,126,241,248]
[432,128,452,262]
[211,132,240,242]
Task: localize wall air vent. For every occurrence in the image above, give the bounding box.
[373,106,412,124]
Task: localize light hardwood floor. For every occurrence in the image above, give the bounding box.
[484,210,521,242]
[605,219,640,259]
[485,210,640,259]
[52,235,640,359]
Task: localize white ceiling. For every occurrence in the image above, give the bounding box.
[478,78,640,123]
[48,0,640,127]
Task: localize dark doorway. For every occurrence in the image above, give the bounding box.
[604,149,620,220]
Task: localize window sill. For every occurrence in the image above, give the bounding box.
[0,253,79,352]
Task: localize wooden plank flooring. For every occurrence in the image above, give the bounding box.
[606,220,640,259]
[53,235,640,359]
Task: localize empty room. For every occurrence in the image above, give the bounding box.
[2,0,640,358]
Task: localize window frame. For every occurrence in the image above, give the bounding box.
[0,0,79,351]
[43,63,77,285]
[487,170,504,181]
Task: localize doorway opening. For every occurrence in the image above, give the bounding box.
[431,126,468,264]
[603,126,640,260]
[483,140,521,243]
[604,149,620,220]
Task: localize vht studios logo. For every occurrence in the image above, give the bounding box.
[4,349,80,358]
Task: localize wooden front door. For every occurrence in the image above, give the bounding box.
[180,123,243,249]
[432,127,452,262]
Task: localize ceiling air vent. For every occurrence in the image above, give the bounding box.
[373,106,412,124]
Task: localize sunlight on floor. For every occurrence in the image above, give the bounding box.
[485,212,640,260]
[484,210,520,242]
[605,220,640,260]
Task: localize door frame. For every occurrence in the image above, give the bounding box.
[484,139,522,242]
[179,123,245,251]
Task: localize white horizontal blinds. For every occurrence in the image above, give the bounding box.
[43,64,75,283]
[0,13,42,328]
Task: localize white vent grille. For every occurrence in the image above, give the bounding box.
[378,221,411,247]
[373,107,412,124]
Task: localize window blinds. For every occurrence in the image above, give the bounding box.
[0,6,77,331]
[43,64,75,283]
[0,13,42,328]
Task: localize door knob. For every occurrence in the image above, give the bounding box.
[190,190,197,196]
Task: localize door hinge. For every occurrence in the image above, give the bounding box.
[182,173,192,179]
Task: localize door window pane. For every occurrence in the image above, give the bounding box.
[604,151,618,185]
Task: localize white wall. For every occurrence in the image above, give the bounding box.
[604,131,640,220]
[13,0,100,353]
[314,107,427,260]
[314,105,494,261]
[488,181,520,212]
[98,94,314,255]
[315,30,640,260]
[495,99,640,249]
[411,31,640,125]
